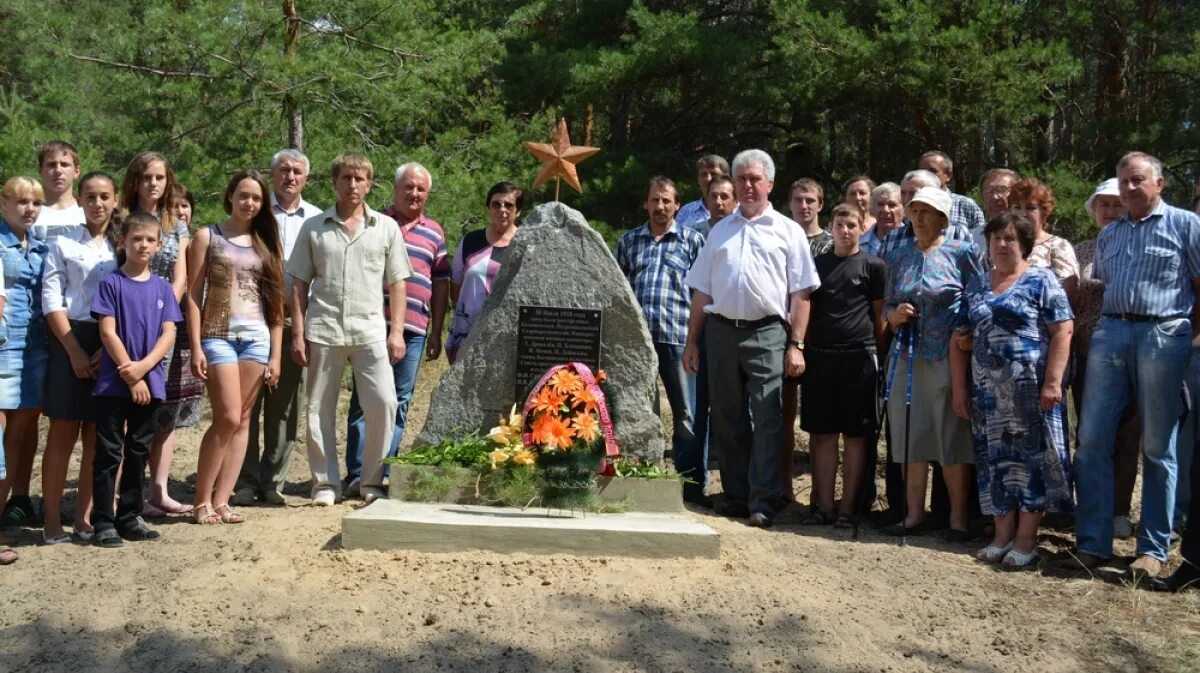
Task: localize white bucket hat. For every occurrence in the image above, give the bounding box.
[1084,178,1120,221]
[907,186,952,221]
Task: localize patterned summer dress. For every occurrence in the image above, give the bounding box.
[149,217,204,431]
[965,266,1074,515]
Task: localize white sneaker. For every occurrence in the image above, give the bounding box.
[344,478,362,499]
[311,489,336,507]
[361,486,385,505]
[1113,515,1135,539]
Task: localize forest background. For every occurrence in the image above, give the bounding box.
[1,0,1198,247]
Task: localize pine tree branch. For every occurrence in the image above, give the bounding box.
[67,53,215,80]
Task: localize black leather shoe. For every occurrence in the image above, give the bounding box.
[714,500,749,518]
[746,512,773,528]
[683,492,713,509]
[1147,562,1200,593]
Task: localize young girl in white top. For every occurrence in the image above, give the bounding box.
[39,172,120,543]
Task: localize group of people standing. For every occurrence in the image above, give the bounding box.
[618,148,1200,590]
[0,141,524,562]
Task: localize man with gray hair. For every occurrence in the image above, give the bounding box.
[677,154,730,232]
[1063,151,1200,580]
[342,161,449,495]
[684,149,820,527]
[919,150,986,232]
[235,148,323,506]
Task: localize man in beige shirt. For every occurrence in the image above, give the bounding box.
[287,153,412,506]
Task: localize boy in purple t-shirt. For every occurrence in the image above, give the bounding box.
[89,213,181,547]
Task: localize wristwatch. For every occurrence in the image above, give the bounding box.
[787,340,805,351]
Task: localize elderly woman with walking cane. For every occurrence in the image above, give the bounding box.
[953,213,1074,568]
[882,186,983,541]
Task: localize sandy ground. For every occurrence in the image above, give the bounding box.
[2,358,1198,673]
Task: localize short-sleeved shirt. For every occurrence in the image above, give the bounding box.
[677,199,709,232]
[884,239,984,361]
[878,218,978,265]
[950,192,986,233]
[286,205,413,346]
[32,204,85,244]
[615,221,705,346]
[271,193,321,297]
[1095,201,1200,319]
[1028,235,1080,282]
[379,207,450,336]
[91,270,182,400]
[809,250,886,349]
[447,229,510,353]
[686,204,820,322]
[41,227,118,323]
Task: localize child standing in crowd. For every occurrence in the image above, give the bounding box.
[120,152,197,516]
[0,177,49,529]
[800,204,886,527]
[144,183,206,516]
[39,172,120,544]
[90,213,180,547]
[186,171,283,525]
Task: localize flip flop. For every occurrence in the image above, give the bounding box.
[0,498,37,528]
[70,530,95,543]
[42,531,72,546]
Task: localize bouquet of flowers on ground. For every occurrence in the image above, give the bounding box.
[486,362,617,507]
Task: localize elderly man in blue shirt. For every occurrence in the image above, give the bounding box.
[615,177,706,479]
[1067,152,1200,580]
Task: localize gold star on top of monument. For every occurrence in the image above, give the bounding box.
[523,118,600,198]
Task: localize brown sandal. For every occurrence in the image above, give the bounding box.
[215,504,246,524]
[193,503,221,525]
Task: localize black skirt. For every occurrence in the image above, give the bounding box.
[44,320,103,422]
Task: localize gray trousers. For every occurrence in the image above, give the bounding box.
[239,324,305,495]
[706,318,786,516]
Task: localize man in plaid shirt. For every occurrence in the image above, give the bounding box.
[615,176,706,459]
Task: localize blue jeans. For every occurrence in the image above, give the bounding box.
[345,332,425,482]
[1076,317,1192,561]
[675,337,708,496]
[654,342,695,458]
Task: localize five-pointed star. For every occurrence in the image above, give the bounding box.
[522,118,600,195]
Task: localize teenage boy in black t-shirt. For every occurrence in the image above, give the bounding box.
[799,204,886,528]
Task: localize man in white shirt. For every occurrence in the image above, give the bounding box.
[33,141,84,243]
[683,149,820,527]
[235,148,321,506]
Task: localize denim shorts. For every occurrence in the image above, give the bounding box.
[201,337,270,366]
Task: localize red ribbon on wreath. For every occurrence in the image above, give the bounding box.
[521,362,619,475]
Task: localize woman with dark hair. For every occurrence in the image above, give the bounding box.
[39,172,120,543]
[445,182,524,364]
[954,212,1074,568]
[843,175,876,233]
[186,170,284,524]
[120,152,199,516]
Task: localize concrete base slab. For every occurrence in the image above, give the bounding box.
[342,499,720,558]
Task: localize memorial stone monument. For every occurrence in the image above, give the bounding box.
[416,201,665,462]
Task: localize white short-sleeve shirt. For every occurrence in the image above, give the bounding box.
[686,203,820,321]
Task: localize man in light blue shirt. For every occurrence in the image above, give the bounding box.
[677,155,729,232]
[1068,152,1200,579]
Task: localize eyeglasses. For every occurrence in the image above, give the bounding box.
[982,187,1011,198]
[489,201,517,210]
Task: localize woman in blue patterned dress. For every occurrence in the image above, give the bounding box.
[883,186,983,539]
[952,212,1074,568]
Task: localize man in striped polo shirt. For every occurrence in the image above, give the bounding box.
[343,162,449,495]
[616,177,705,481]
[1067,152,1200,580]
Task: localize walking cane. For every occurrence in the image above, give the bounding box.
[869,329,905,541]
[900,324,916,547]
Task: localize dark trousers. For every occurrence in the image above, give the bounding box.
[707,319,785,517]
[240,324,304,494]
[676,336,709,498]
[1182,426,1200,565]
[92,396,160,532]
